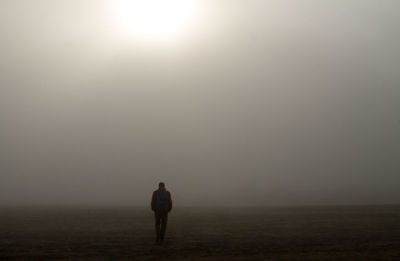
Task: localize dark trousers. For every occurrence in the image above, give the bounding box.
[154,210,168,240]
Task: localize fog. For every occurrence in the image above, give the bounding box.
[1,0,399,206]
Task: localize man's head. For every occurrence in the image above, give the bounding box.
[158,182,165,190]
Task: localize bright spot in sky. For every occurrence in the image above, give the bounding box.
[115,0,198,42]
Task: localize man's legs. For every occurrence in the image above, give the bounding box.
[160,212,168,242]
[154,211,161,243]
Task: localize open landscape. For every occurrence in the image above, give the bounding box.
[1,2,400,260]
[1,206,400,260]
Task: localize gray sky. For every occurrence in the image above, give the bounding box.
[1,0,399,206]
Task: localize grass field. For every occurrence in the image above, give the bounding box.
[1,206,400,260]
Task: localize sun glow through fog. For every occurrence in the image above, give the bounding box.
[115,0,198,42]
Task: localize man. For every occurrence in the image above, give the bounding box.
[151,182,172,244]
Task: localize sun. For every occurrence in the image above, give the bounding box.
[115,0,197,42]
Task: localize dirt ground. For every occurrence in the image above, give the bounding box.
[1,206,400,260]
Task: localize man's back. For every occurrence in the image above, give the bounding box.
[151,189,172,213]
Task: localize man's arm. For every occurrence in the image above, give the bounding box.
[168,191,172,212]
[151,191,157,211]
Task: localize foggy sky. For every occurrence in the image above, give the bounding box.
[1,0,399,206]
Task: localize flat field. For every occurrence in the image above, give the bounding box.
[1,206,399,260]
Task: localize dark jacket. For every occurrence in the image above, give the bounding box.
[151,189,172,212]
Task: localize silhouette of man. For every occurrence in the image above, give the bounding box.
[151,182,172,244]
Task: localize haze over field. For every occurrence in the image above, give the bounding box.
[0,0,399,206]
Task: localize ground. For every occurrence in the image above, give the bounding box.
[1,206,400,260]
